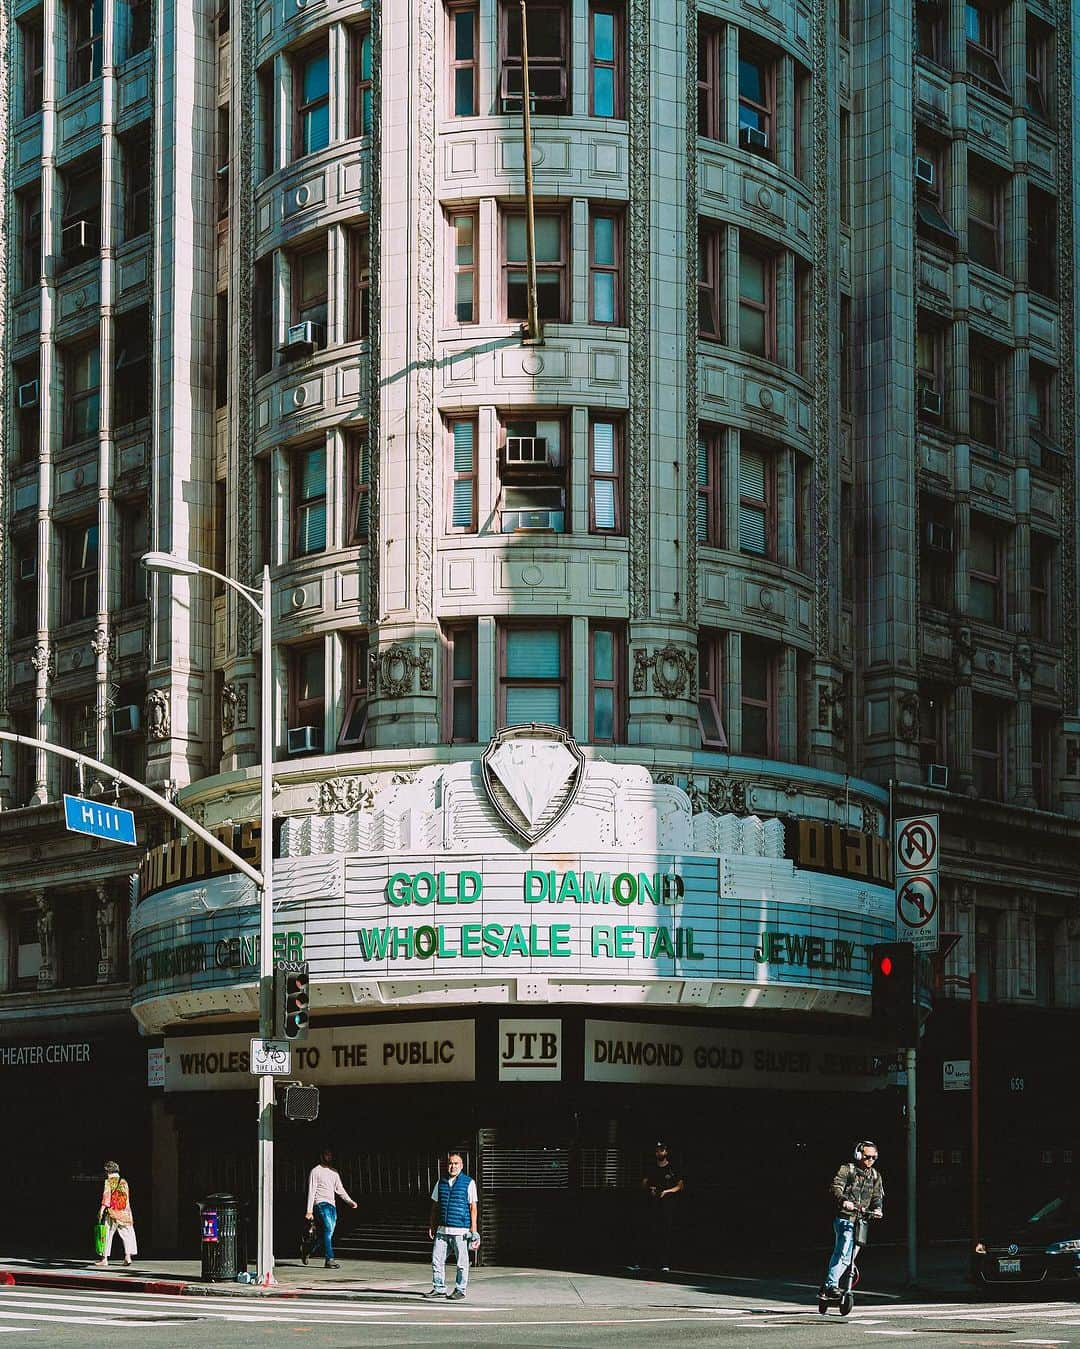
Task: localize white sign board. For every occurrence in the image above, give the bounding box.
[147,1047,165,1087]
[499,1019,562,1081]
[164,1020,475,1092]
[943,1059,971,1091]
[895,815,940,952]
[250,1039,292,1076]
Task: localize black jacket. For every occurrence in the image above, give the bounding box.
[830,1162,883,1215]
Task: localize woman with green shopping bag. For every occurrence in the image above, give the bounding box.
[93,1161,137,1267]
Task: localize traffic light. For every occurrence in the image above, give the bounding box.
[273,960,310,1041]
[870,942,918,1046]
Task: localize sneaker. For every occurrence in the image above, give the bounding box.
[324,1260,340,1269]
[626,1263,641,1273]
[449,1288,466,1300]
[424,1287,446,1298]
[660,1265,670,1273]
[300,1249,308,1266]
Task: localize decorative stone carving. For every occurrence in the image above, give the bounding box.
[35,893,56,989]
[376,644,432,697]
[952,624,975,677]
[627,0,651,618]
[684,0,699,626]
[222,681,249,734]
[145,689,170,740]
[861,803,878,835]
[1055,0,1076,707]
[96,883,121,984]
[31,643,55,682]
[706,776,748,816]
[897,691,920,743]
[1015,643,1034,691]
[366,4,383,625]
[413,0,435,619]
[318,777,375,813]
[1067,738,1080,777]
[632,645,695,698]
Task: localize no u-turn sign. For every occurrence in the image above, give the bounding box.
[895,815,940,951]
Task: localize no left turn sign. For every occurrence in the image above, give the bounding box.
[897,874,939,929]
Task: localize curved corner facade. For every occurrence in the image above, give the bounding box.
[2,0,1079,1260]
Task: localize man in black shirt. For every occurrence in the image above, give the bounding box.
[627,1141,684,1273]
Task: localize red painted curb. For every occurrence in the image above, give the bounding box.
[3,1270,187,1296]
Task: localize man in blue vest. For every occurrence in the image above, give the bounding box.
[426,1151,479,1299]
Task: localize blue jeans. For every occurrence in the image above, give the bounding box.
[824,1216,855,1288]
[431,1232,469,1293]
[313,1202,338,1261]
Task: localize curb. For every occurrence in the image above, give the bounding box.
[4,1269,188,1297]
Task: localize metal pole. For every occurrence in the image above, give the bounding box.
[519,0,541,343]
[970,967,980,1254]
[906,1044,917,1283]
[257,563,276,1285]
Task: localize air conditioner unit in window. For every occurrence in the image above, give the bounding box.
[110,705,141,737]
[927,763,949,790]
[17,380,40,409]
[61,220,96,253]
[918,384,943,416]
[501,508,564,533]
[914,156,937,188]
[279,321,324,356]
[926,521,954,551]
[287,725,324,754]
[19,557,36,582]
[504,435,548,466]
[739,125,769,151]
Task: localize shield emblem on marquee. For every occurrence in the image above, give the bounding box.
[480,725,586,844]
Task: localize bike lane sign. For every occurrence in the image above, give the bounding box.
[250,1039,292,1075]
[895,815,940,951]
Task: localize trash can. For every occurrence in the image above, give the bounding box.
[198,1193,241,1282]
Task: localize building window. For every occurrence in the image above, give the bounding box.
[965,1,1009,97]
[738,243,776,359]
[20,15,45,117]
[1028,360,1057,463]
[795,454,812,572]
[449,210,478,323]
[13,532,38,639]
[1028,187,1056,300]
[916,317,944,422]
[500,0,570,115]
[119,499,148,606]
[1025,17,1052,123]
[916,0,944,64]
[444,623,477,743]
[499,625,568,728]
[738,442,774,558]
[14,906,42,989]
[294,42,330,159]
[121,126,152,241]
[351,25,373,136]
[338,634,369,748]
[740,637,776,758]
[737,37,774,154]
[698,219,723,340]
[288,643,325,752]
[67,0,103,91]
[114,306,151,425]
[697,631,727,748]
[920,493,954,611]
[64,342,100,445]
[58,699,96,792]
[215,292,229,408]
[292,239,329,344]
[1034,918,1057,1006]
[1029,533,1053,642]
[292,444,327,556]
[348,227,370,340]
[253,255,274,375]
[446,418,478,533]
[697,20,722,140]
[59,156,102,270]
[918,683,949,770]
[125,0,151,59]
[258,66,276,181]
[18,187,41,292]
[589,623,624,744]
[696,426,721,545]
[347,431,370,543]
[503,208,568,323]
[448,5,478,117]
[915,140,958,249]
[589,208,622,324]
[975,910,998,1001]
[796,260,813,379]
[1031,710,1055,810]
[968,514,1005,625]
[971,695,1005,799]
[216,106,230,221]
[14,354,40,465]
[499,415,566,534]
[589,2,622,117]
[967,159,1002,272]
[63,520,98,622]
[968,339,1001,448]
[589,417,622,533]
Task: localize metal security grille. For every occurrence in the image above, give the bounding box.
[479,1146,569,1190]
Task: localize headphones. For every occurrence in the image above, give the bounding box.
[853,1140,876,1161]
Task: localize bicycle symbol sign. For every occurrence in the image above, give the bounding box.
[896,818,939,873]
[897,875,939,928]
[250,1038,292,1076]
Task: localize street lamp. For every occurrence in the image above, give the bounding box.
[143,552,277,1285]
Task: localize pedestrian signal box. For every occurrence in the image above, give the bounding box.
[870,942,918,1047]
[273,960,310,1041]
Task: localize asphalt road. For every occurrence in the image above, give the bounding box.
[4,1282,1080,1348]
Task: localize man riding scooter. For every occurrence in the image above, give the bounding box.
[820,1140,884,1300]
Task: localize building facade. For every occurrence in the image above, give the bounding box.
[1,0,1078,1259]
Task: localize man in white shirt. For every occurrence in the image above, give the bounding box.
[426,1152,479,1299]
[304,1149,357,1269]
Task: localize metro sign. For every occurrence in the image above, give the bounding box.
[63,794,137,846]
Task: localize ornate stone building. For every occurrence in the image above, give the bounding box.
[1,0,1078,1257]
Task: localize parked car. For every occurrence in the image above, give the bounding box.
[975,1192,1080,1293]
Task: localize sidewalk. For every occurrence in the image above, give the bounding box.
[0,1243,976,1306]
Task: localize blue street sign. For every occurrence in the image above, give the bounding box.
[63,794,137,846]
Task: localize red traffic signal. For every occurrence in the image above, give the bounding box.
[870,942,917,1046]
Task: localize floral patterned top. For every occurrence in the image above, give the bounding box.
[101,1175,134,1226]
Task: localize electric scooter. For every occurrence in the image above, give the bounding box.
[818,1208,875,1316]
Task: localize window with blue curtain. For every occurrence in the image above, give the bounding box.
[451,420,477,531]
[295,445,327,555]
[738,446,768,555]
[503,627,564,727]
